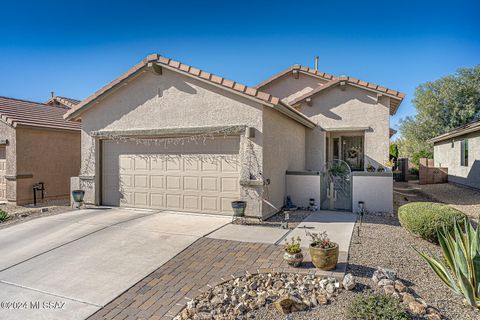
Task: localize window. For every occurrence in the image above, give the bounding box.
[461,139,468,166]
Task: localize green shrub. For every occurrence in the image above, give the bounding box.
[347,292,410,320]
[0,210,9,222]
[398,202,465,242]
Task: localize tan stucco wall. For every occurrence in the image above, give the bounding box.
[434,131,480,189]
[0,121,17,201]
[262,107,306,217]
[299,85,390,168]
[260,72,329,103]
[80,68,268,217]
[15,128,80,204]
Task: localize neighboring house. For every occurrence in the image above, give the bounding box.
[65,54,404,218]
[429,120,480,189]
[46,95,81,109]
[0,96,81,204]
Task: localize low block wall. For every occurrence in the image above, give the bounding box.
[286,171,321,209]
[352,172,393,214]
[419,158,448,185]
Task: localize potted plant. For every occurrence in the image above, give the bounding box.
[308,231,339,270]
[72,190,85,209]
[231,200,247,217]
[366,164,376,172]
[377,165,385,172]
[283,236,303,267]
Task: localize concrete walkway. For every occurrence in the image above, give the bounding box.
[0,208,230,320]
[207,210,357,252]
[287,210,357,252]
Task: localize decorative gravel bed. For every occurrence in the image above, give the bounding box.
[248,185,480,320]
[413,181,480,222]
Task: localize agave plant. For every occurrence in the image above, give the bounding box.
[416,219,480,308]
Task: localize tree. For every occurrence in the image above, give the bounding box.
[389,143,399,160]
[399,66,480,161]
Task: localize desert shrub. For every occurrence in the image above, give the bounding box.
[416,219,480,308]
[347,292,410,320]
[398,202,465,242]
[409,167,419,176]
[0,210,9,222]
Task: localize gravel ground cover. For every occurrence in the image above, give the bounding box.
[0,199,73,229]
[249,184,480,320]
[412,181,480,222]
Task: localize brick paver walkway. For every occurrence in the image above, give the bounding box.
[88,237,346,320]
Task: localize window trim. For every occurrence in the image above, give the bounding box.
[460,138,469,167]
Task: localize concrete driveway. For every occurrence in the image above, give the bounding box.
[0,208,230,320]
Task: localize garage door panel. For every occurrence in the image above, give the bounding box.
[134,192,148,206]
[166,157,181,171]
[150,175,164,189]
[183,195,200,210]
[201,177,219,191]
[103,138,240,214]
[134,175,149,188]
[166,176,181,190]
[183,176,199,191]
[150,193,164,207]
[221,177,239,192]
[166,194,182,209]
[202,160,220,172]
[134,157,149,170]
[201,196,218,211]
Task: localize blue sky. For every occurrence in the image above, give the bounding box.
[0,0,479,135]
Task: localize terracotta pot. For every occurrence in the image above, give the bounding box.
[309,243,339,270]
[283,250,303,267]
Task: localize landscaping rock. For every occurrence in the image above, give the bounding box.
[401,292,416,304]
[273,294,307,315]
[377,279,394,287]
[176,272,345,319]
[342,273,356,290]
[408,300,427,315]
[372,267,397,283]
[316,293,328,305]
[383,284,396,296]
[394,280,407,292]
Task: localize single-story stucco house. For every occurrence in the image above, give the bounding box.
[64,54,404,218]
[0,96,81,204]
[429,119,480,190]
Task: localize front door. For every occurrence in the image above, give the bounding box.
[342,136,364,171]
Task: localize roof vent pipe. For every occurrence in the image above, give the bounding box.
[315,56,319,71]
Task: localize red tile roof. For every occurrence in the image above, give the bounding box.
[64,54,315,128]
[46,96,81,109]
[256,66,405,115]
[0,96,80,131]
[255,65,336,89]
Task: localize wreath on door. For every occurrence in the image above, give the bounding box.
[347,148,358,159]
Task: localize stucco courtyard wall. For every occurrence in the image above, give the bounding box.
[262,107,306,217]
[79,68,268,217]
[299,85,390,168]
[0,121,17,201]
[15,127,80,204]
[434,131,480,189]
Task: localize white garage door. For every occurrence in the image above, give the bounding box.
[102,137,241,214]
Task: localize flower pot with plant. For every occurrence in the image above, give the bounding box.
[366,164,376,172]
[308,231,339,270]
[283,236,303,267]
